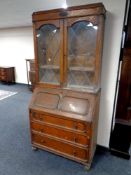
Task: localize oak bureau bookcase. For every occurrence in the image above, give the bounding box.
[29,3,106,169]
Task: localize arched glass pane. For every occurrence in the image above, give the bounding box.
[67,21,98,89]
[37,24,60,84]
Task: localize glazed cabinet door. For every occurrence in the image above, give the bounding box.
[33,20,63,87]
[64,16,104,91]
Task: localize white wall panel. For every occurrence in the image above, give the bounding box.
[0,27,34,84]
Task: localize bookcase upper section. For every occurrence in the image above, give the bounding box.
[32,3,106,93]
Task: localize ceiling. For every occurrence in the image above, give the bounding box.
[0,0,66,29]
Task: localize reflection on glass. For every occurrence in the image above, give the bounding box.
[37,24,60,84]
[60,96,89,115]
[69,103,76,112]
[67,21,98,88]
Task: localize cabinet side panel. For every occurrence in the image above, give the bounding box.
[89,93,100,163]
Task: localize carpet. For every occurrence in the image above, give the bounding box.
[0,89,17,100]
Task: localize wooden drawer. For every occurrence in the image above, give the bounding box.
[31,121,90,146]
[32,132,88,161]
[0,75,6,80]
[30,111,90,133]
[0,71,6,76]
[0,68,6,73]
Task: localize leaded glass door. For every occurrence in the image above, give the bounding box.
[65,16,100,91]
[35,20,63,86]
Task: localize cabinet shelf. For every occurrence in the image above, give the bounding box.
[66,85,100,93]
[69,66,95,72]
[41,65,59,69]
[41,65,94,72]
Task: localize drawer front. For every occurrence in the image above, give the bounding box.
[31,121,90,146]
[0,71,6,76]
[0,75,6,80]
[0,69,6,76]
[30,111,90,133]
[0,68,6,72]
[32,132,88,161]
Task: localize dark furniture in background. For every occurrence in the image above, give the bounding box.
[29,3,106,169]
[26,59,36,90]
[29,60,36,90]
[110,1,131,159]
[0,66,15,84]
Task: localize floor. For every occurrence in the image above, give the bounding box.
[0,83,130,175]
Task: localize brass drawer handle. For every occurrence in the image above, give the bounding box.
[74,137,78,143]
[87,136,90,140]
[73,122,78,129]
[41,139,46,144]
[73,150,77,156]
[39,116,43,121]
[40,129,44,133]
[64,136,68,140]
[84,125,87,132]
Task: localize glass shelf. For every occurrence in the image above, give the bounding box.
[40,65,60,69]
[69,66,95,72]
[66,85,100,93]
